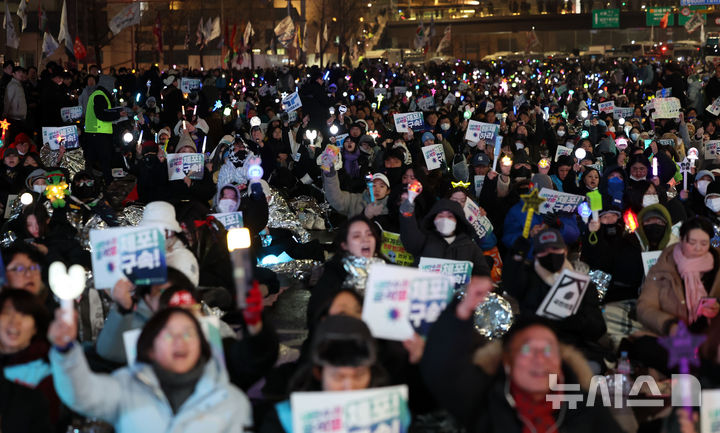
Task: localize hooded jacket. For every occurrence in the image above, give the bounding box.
[50,344,251,433]
[399,199,490,276]
[421,307,623,433]
[323,168,390,219]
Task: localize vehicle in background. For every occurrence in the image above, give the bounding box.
[673,40,702,60]
[704,32,720,65]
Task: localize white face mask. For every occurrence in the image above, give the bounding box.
[697,179,711,196]
[707,197,720,213]
[630,175,646,182]
[515,142,525,150]
[630,133,639,141]
[217,198,237,213]
[557,130,566,137]
[642,194,659,207]
[434,217,457,236]
[440,123,450,131]
[32,184,45,193]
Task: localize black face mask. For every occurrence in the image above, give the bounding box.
[229,150,248,168]
[538,252,565,273]
[643,223,666,246]
[73,185,98,201]
[511,167,531,179]
[602,223,619,237]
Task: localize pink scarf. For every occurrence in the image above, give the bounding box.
[673,244,714,323]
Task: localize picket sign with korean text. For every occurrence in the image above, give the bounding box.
[422,144,445,171]
[393,112,424,133]
[474,175,485,197]
[417,96,435,111]
[60,106,83,122]
[464,199,494,239]
[291,385,410,433]
[613,107,634,119]
[373,87,388,98]
[394,86,407,95]
[554,145,573,161]
[362,264,454,341]
[418,257,473,291]
[282,91,302,113]
[443,93,456,105]
[180,77,202,93]
[465,120,498,142]
[706,140,720,159]
[381,231,414,266]
[89,226,167,289]
[652,97,681,119]
[598,101,615,113]
[211,212,244,230]
[642,251,662,275]
[42,126,79,150]
[701,389,720,433]
[707,98,720,116]
[538,188,586,214]
[166,153,205,180]
[536,269,590,320]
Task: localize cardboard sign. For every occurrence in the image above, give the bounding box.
[381,231,414,266]
[4,194,17,219]
[598,101,615,113]
[538,188,586,215]
[705,140,720,159]
[282,91,302,113]
[42,126,79,150]
[291,386,410,433]
[651,97,681,120]
[166,153,205,180]
[656,88,672,98]
[180,77,202,94]
[464,199,493,239]
[536,269,590,320]
[613,107,634,119]
[373,87,388,98]
[362,264,454,341]
[393,112,424,133]
[443,93,456,105]
[422,144,445,171]
[465,120,498,142]
[417,96,435,111]
[418,257,473,290]
[707,98,720,116]
[89,226,167,289]
[554,145,573,161]
[474,175,485,197]
[394,86,407,95]
[211,212,244,230]
[642,251,662,275]
[60,106,83,122]
[701,389,720,433]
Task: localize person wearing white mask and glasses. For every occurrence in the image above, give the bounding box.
[683,170,716,217]
[703,180,720,225]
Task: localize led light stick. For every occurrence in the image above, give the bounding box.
[49,261,86,324]
[519,189,546,239]
[365,173,375,203]
[227,227,252,309]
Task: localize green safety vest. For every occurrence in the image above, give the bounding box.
[84,90,113,134]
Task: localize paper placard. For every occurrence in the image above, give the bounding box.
[554,145,573,161]
[373,87,388,98]
[362,264,454,341]
[60,106,83,122]
[211,212,244,230]
[89,226,167,289]
[701,389,720,433]
[613,107,634,119]
[465,120,498,142]
[474,174,485,196]
[707,98,720,116]
[42,126,79,150]
[656,88,672,98]
[4,194,17,219]
[422,144,445,171]
[166,153,205,180]
[180,77,202,94]
[464,199,493,239]
[443,93,456,105]
[642,251,662,275]
[393,112,424,133]
[381,231,414,266]
[536,269,590,320]
[705,140,720,159]
[123,329,142,366]
[282,91,302,113]
[419,257,473,290]
[291,385,410,433]
[417,96,435,111]
[538,188,586,215]
[652,97,681,119]
[598,101,615,113]
[394,86,407,95]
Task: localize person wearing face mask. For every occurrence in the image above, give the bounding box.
[166,134,216,204]
[684,170,716,217]
[503,228,607,363]
[509,149,533,181]
[129,140,169,204]
[635,204,675,252]
[626,180,687,225]
[399,198,490,277]
[702,180,720,225]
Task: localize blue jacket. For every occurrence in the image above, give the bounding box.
[501,201,580,251]
[50,344,251,433]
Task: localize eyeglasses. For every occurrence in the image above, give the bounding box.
[160,329,199,343]
[519,343,555,358]
[7,264,41,275]
[75,179,94,187]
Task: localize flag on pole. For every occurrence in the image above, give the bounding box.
[4,2,19,49]
[153,12,162,53]
[274,15,295,48]
[525,29,539,52]
[73,36,87,60]
[58,0,72,54]
[435,25,451,54]
[659,11,669,29]
[243,21,254,47]
[414,20,426,50]
[108,2,141,35]
[16,0,27,32]
[42,31,58,57]
[205,16,220,41]
[37,4,47,33]
[196,17,205,48]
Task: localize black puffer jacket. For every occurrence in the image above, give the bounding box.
[399,199,490,276]
[421,307,623,433]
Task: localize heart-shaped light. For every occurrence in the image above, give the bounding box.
[49,262,86,301]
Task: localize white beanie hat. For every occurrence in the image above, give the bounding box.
[166,248,200,286]
[140,202,182,233]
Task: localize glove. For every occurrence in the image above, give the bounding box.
[243,282,263,326]
[364,203,383,219]
[250,182,264,200]
[512,236,531,259]
[399,199,415,217]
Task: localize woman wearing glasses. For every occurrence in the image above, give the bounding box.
[47,307,252,433]
[2,243,45,297]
